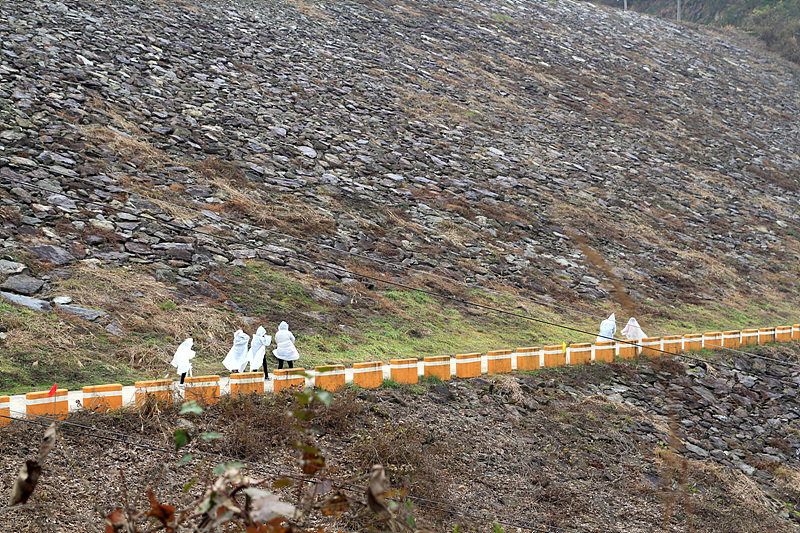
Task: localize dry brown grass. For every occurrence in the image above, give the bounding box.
[50,265,244,367]
[438,219,477,247]
[83,101,171,169]
[0,206,21,224]
[349,418,457,501]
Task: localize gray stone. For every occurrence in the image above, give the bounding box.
[297,146,317,158]
[1,291,52,312]
[310,287,350,306]
[684,443,710,458]
[0,274,44,295]
[0,260,26,275]
[105,318,125,336]
[57,304,108,321]
[47,193,77,211]
[25,245,74,266]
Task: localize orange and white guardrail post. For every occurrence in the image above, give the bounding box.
[543,345,566,368]
[184,375,220,404]
[352,362,383,388]
[487,350,512,374]
[390,358,419,384]
[423,356,451,380]
[0,395,10,427]
[273,368,306,393]
[82,384,123,412]
[456,353,482,378]
[514,347,541,370]
[569,343,591,365]
[135,379,172,407]
[26,388,68,419]
[315,365,346,392]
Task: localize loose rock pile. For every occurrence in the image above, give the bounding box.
[1,0,799,314]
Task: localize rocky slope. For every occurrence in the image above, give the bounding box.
[3,346,800,532]
[2,0,800,384]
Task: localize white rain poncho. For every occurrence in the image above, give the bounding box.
[596,313,617,343]
[248,326,272,372]
[273,321,299,361]
[170,338,195,376]
[223,329,251,372]
[621,317,647,341]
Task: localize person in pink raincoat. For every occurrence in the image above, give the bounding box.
[621,317,647,341]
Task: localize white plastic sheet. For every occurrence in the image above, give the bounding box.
[248,326,272,372]
[621,317,647,341]
[223,329,251,372]
[596,313,616,343]
[273,321,299,361]
[170,338,195,375]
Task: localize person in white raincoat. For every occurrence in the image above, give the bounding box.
[171,338,195,385]
[273,321,299,369]
[223,329,251,373]
[596,313,616,343]
[247,326,272,377]
[621,317,647,341]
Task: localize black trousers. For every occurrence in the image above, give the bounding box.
[277,359,294,369]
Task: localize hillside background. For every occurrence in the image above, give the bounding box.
[0,0,799,392]
[586,0,800,63]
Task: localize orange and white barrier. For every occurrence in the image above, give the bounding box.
[230,372,265,396]
[662,336,683,355]
[569,343,591,365]
[683,334,702,352]
[352,362,383,389]
[640,337,662,357]
[315,365,346,392]
[83,384,123,412]
[184,375,220,405]
[0,395,10,427]
[741,329,759,346]
[26,389,68,419]
[759,327,776,344]
[273,368,305,393]
[776,326,793,343]
[487,349,512,374]
[135,379,172,407]
[703,332,723,351]
[618,341,638,359]
[723,331,741,350]
[594,341,615,363]
[423,356,451,381]
[390,358,418,384]
[456,353,482,378]
[8,319,800,417]
[515,347,541,370]
[543,345,566,368]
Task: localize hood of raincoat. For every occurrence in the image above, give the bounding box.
[279,321,289,331]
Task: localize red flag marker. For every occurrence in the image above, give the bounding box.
[47,383,57,397]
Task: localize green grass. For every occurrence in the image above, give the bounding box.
[2,257,800,395]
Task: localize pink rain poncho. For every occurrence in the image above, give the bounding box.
[621,317,647,341]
